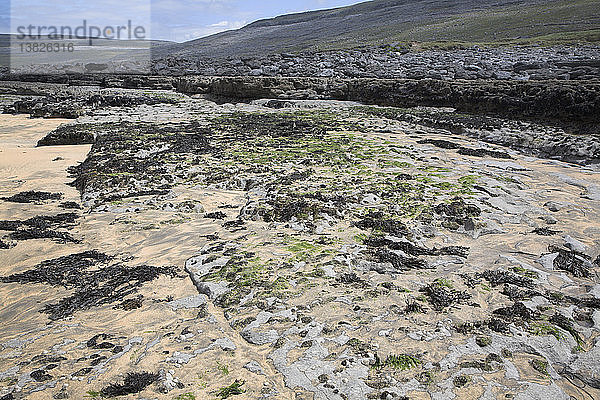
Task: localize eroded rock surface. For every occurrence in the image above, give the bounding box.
[0,80,599,400]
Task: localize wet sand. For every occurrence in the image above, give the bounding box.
[0,105,599,400]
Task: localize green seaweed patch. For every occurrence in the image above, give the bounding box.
[347,338,371,357]
[433,278,453,289]
[173,393,196,400]
[458,175,478,188]
[528,322,561,340]
[205,254,289,306]
[418,370,436,386]
[550,314,585,351]
[217,362,230,376]
[216,380,245,399]
[373,354,422,371]
[496,175,520,184]
[511,266,540,279]
[354,233,369,244]
[204,254,265,288]
[288,240,319,253]
[378,160,414,169]
[306,267,326,278]
[530,359,549,376]
[475,336,492,347]
[269,276,290,297]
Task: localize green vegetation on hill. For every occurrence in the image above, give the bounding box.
[394,0,600,47]
[311,0,600,51]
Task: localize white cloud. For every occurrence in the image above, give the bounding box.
[174,19,246,41]
[209,21,229,27]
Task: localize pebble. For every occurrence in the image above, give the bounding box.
[544,201,562,212]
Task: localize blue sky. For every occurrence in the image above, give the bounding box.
[1,0,363,42]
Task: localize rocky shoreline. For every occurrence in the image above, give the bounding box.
[2,75,599,167]
[0,45,599,399]
[3,69,599,127]
[176,76,600,127]
[1,97,599,399]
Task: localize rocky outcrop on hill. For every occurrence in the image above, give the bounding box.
[155,46,600,80]
[3,45,600,82]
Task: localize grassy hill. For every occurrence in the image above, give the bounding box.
[379,0,600,48]
[156,0,600,58]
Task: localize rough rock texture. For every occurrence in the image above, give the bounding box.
[176,76,600,127]
[1,61,599,400]
[154,46,600,80]
[4,46,600,81]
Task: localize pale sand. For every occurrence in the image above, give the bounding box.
[0,115,296,399]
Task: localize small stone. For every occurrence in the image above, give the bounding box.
[464,218,475,231]
[213,337,237,352]
[542,215,558,224]
[563,235,587,253]
[241,329,279,345]
[476,335,492,347]
[244,361,265,375]
[361,193,381,205]
[544,201,562,212]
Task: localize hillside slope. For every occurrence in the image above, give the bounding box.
[155,0,600,59]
